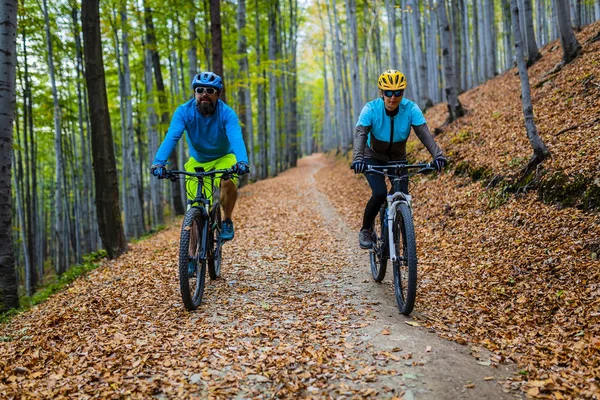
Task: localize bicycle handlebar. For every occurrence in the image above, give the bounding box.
[164,168,237,182]
[351,162,435,178]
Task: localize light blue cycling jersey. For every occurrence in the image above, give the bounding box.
[356,97,426,145]
[153,98,248,165]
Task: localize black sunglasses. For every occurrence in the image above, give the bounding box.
[383,90,404,98]
[195,87,217,95]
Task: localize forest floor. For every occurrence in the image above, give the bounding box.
[0,155,521,399]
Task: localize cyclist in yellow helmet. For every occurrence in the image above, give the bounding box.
[351,69,447,249]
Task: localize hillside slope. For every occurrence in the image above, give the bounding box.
[316,22,600,399]
[425,21,600,211]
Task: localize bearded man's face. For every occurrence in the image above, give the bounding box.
[194,86,219,115]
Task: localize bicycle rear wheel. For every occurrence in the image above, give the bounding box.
[370,205,388,282]
[208,203,222,280]
[179,207,207,310]
[392,202,417,315]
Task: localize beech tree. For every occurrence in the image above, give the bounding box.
[82,0,127,259]
[510,0,549,170]
[554,0,582,67]
[0,0,19,311]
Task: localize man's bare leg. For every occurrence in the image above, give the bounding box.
[220,179,238,220]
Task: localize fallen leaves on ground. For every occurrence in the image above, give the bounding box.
[0,160,408,399]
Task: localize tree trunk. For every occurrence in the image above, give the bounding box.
[0,0,18,311]
[385,0,398,67]
[43,0,68,274]
[19,17,39,290]
[256,0,267,180]
[483,0,496,77]
[121,6,144,238]
[288,0,298,167]
[237,0,255,180]
[411,0,433,109]
[472,0,481,85]
[81,0,128,259]
[188,10,198,83]
[210,0,225,101]
[71,3,92,256]
[326,0,347,153]
[345,0,362,124]
[523,0,542,66]
[502,0,513,70]
[510,0,549,169]
[268,0,278,176]
[570,0,580,30]
[554,0,582,65]
[438,0,466,124]
[459,0,471,89]
[427,0,441,102]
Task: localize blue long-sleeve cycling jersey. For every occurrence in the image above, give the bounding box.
[153,98,249,165]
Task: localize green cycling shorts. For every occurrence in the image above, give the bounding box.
[184,153,238,204]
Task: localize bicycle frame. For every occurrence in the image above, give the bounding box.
[365,163,431,262]
[167,168,232,261]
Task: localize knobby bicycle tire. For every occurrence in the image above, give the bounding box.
[370,205,388,282]
[393,202,417,315]
[208,202,223,280]
[179,207,207,310]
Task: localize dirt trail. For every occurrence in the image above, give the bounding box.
[0,154,519,399]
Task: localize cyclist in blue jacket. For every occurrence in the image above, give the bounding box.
[151,72,249,241]
[351,69,447,249]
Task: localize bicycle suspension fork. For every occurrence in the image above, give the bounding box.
[386,193,413,262]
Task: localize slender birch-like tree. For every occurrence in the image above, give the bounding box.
[237,0,255,179]
[410,0,433,109]
[43,0,68,274]
[437,0,466,124]
[268,0,278,176]
[120,5,144,238]
[510,0,549,170]
[523,0,542,65]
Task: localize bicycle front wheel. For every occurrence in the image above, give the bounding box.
[370,205,388,282]
[178,207,207,310]
[392,202,417,315]
[208,203,222,280]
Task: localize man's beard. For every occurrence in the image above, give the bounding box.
[196,98,217,115]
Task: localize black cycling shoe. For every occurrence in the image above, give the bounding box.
[358,229,374,249]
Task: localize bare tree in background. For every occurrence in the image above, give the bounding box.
[510,0,549,172]
[553,0,582,69]
[210,0,225,101]
[437,0,466,126]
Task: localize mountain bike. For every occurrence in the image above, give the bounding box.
[366,162,434,315]
[164,167,236,310]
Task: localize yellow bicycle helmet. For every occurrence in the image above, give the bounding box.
[378,69,407,90]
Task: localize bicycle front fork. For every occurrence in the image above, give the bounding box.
[386,193,412,262]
